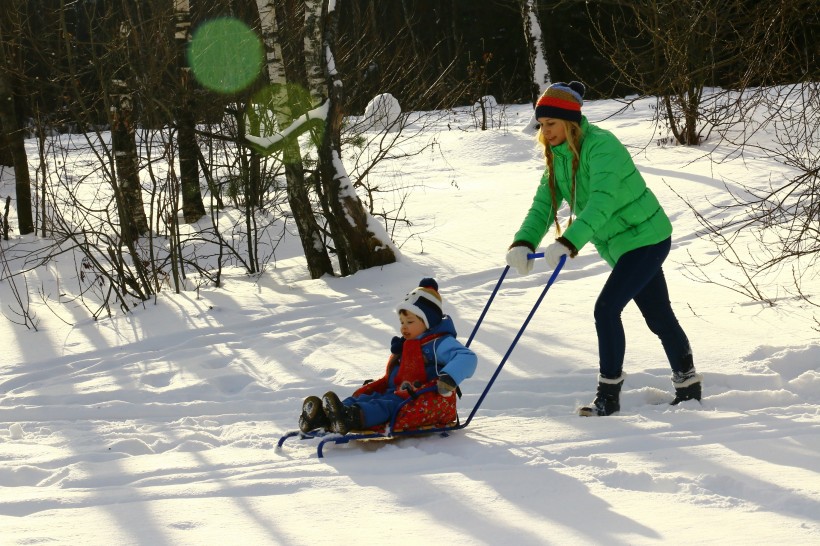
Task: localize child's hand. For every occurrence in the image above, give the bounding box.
[398,381,422,399]
[437,373,457,397]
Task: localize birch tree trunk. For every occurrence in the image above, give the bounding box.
[304,0,396,276]
[108,16,149,242]
[523,0,546,99]
[110,74,149,242]
[256,0,333,279]
[174,0,206,224]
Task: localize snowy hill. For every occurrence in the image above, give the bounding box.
[1,95,819,545]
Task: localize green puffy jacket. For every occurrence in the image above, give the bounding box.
[513,117,672,266]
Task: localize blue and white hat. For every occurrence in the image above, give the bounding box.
[396,278,443,329]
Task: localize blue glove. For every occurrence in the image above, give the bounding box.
[390,336,405,355]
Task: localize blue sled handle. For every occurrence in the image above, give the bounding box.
[527,251,570,260]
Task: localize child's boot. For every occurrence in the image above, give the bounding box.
[671,368,703,405]
[322,391,363,434]
[579,374,624,416]
[299,395,329,433]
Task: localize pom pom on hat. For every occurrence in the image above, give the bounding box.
[534,81,585,124]
[566,81,586,99]
[418,277,438,292]
[396,277,444,329]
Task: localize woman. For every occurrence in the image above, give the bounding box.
[505,81,701,416]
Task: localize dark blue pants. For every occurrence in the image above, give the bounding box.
[343,391,404,428]
[594,238,691,378]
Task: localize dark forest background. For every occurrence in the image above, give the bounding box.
[0,0,817,312]
[3,0,817,131]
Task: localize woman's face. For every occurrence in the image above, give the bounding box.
[538,117,567,146]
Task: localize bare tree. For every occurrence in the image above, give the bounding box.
[620,0,820,304]
[683,82,820,304]
[0,5,34,235]
[586,0,817,147]
[109,76,151,241]
[255,0,334,279]
[248,0,398,276]
[304,0,396,275]
[586,0,741,145]
[174,0,206,224]
[0,121,14,167]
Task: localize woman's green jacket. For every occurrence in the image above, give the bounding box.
[513,116,672,266]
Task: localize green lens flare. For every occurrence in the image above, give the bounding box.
[188,18,263,94]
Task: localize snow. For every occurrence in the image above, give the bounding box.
[472,95,501,129]
[363,93,401,132]
[2,92,820,545]
[245,100,329,149]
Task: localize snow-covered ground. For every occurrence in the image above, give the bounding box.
[1,93,819,545]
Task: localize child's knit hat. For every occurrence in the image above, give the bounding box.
[396,277,443,329]
[534,81,585,123]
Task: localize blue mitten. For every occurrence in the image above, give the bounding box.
[390,336,405,355]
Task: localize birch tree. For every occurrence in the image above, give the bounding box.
[303,0,395,275]
[109,17,149,241]
[249,0,396,277]
[255,0,333,279]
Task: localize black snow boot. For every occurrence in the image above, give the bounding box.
[671,367,703,405]
[298,395,329,433]
[322,391,363,434]
[579,374,625,416]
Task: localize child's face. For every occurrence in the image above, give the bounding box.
[399,311,427,339]
[538,117,567,146]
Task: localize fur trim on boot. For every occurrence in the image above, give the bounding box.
[671,371,702,405]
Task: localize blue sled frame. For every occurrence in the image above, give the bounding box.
[277,254,564,458]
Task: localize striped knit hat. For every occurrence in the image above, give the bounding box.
[534,81,585,123]
[396,278,443,329]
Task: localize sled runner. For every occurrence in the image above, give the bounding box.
[277,253,565,458]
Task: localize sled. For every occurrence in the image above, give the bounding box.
[277,253,565,458]
[276,387,459,457]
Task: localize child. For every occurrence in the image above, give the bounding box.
[505,81,701,416]
[299,278,477,434]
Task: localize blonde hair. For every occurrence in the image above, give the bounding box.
[537,119,582,236]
